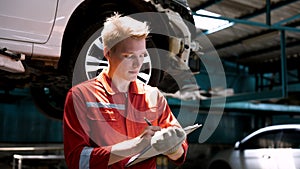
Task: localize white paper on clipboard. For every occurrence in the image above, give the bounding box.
[125,124,202,167]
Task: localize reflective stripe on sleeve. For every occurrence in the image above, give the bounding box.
[79,146,93,169]
[86,102,125,110]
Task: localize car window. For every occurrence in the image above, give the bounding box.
[278,129,300,148]
[241,130,278,149]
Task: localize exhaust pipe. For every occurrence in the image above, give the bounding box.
[0,48,25,73]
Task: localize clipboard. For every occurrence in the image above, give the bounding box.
[125,124,202,167]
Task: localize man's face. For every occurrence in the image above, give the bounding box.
[108,37,147,82]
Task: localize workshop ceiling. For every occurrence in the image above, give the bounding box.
[186,0,300,107]
[187,0,300,74]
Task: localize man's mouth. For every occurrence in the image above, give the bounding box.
[129,70,139,74]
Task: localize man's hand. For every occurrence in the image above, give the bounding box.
[137,126,161,151]
[140,126,161,139]
[109,126,160,165]
[151,126,186,155]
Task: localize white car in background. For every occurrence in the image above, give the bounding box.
[208,124,300,169]
[0,0,198,119]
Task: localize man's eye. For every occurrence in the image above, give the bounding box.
[124,54,133,58]
[123,53,147,58]
[141,53,147,58]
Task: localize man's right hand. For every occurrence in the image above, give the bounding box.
[137,126,161,150]
[109,126,161,165]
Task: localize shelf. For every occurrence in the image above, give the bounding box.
[167,90,300,115]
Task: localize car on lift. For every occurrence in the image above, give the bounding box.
[0,0,199,119]
[208,124,300,169]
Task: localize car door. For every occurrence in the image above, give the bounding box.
[0,0,58,43]
[238,149,278,169]
[238,130,279,169]
[274,129,300,169]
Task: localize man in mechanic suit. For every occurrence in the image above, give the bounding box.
[63,13,188,169]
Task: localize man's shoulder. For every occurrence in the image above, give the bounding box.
[135,80,158,92]
[69,78,98,92]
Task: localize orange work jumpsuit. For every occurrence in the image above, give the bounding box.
[63,71,188,169]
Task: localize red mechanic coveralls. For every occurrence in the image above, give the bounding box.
[63,70,188,169]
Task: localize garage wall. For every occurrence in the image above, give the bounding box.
[0,88,63,143]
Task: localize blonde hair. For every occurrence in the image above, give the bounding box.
[101,13,150,50]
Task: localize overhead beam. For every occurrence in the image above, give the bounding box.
[191,0,223,12]
[227,39,300,61]
[191,0,299,20]
[280,30,287,98]
[238,0,299,20]
[266,0,271,26]
[214,20,300,50]
[219,102,300,115]
[166,90,300,115]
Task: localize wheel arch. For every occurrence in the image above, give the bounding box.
[58,0,158,72]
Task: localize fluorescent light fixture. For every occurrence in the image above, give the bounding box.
[193,10,234,34]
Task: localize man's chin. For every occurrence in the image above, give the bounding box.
[130,77,138,81]
[129,76,139,82]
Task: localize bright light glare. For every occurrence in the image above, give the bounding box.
[193,10,234,34]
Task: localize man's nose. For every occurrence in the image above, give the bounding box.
[133,56,143,67]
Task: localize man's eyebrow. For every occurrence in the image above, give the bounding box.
[122,51,147,55]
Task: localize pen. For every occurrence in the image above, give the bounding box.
[144,117,152,126]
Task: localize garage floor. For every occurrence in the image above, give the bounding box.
[0,143,66,169]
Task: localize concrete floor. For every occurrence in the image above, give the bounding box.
[0,143,65,169]
[0,154,66,169]
[0,143,228,169]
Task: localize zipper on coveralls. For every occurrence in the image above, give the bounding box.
[124,92,128,110]
[124,92,129,137]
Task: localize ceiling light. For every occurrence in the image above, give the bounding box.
[193,9,234,34]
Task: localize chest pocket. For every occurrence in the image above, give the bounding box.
[87,108,119,122]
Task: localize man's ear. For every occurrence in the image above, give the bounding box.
[103,47,110,60]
